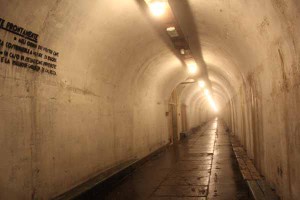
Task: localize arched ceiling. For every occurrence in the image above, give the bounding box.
[1,1,300,199]
[1,0,298,114]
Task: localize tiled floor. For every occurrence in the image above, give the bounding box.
[98,118,251,200]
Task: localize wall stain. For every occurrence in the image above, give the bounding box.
[271,0,288,15]
[39,0,63,34]
[257,17,270,35]
[278,49,290,92]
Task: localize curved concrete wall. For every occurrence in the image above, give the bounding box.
[0,1,188,198]
[0,0,299,199]
[214,1,300,199]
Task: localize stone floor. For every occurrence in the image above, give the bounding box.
[97,118,252,200]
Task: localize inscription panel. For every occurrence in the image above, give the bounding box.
[0,17,59,76]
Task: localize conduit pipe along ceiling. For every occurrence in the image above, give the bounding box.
[144,0,218,113]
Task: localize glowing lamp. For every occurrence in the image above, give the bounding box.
[180,49,185,55]
[148,1,167,17]
[198,80,206,88]
[186,60,198,75]
[204,89,210,96]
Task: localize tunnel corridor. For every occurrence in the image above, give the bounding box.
[0,0,300,199]
[79,119,251,199]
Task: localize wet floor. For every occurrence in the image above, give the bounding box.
[96,119,251,200]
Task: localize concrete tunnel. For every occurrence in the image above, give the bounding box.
[0,0,299,199]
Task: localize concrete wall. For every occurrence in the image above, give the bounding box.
[1,0,300,199]
[219,1,300,199]
[0,0,197,199]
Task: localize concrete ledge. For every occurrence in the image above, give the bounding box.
[230,135,279,200]
[247,180,280,200]
[53,144,170,200]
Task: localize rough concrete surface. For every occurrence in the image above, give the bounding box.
[0,0,299,199]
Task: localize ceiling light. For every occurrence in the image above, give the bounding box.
[148,1,167,17]
[206,94,218,112]
[166,26,179,37]
[180,49,185,55]
[166,26,175,32]
[186,60,198,75]
[198,80,206,88]
[209,99,218,112]
[204,89,210,96]
[204,90,218,112]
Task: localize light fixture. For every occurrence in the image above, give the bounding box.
[166,26,179,37]
[186,60,198,75]
[205,92,218,112]
[180,49,185,55]
[204,90,218,112]
[204,89,210,96]
[166,26,175,31]
[209,99,218,112]
[198,80,206,89]
[147,1,167,17]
